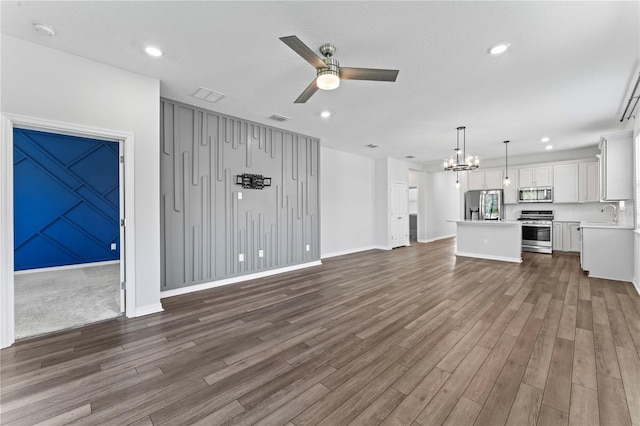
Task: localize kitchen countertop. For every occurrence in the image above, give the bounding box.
[449,220,521,225]
[579,221,635,230]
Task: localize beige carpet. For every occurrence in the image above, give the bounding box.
[14,263,121,339]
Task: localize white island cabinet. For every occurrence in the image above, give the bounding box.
[452,221,522,263]
[581,222,634,282]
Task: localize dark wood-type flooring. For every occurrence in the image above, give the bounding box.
[1,238,639,425]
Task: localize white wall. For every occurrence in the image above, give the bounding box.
[1,37,161,312]
[320,147,375,257]
[426,171,461,240]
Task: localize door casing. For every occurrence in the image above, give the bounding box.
[1,113,137,348]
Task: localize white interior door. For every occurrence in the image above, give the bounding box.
[391,181,409,248]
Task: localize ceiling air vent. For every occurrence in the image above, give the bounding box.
[366,144,379,148]
[191,87,226,103]
[268,114,291,122]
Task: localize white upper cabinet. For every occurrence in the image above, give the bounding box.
[553,164,579,203]
[579,161,599,203]
[468,170,503,190]
[518,166,552,188]
[599,132,633,201]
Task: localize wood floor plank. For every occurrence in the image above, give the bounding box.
[615,345,640,426]
[569,383,599,426]
[572,328,597,390]
[593,323,622,379]
[1,240,636,426]
[415,345,490,425]
[473,359,526,426]
[505,382,544,426]
[383,367,450,426]
[442,396,482,426]
[542,337,575,414]
[464,333,517,405]
[557,304,577,341]
[596,372,632,426]
[538,404,569,426]
[348,387,405,426]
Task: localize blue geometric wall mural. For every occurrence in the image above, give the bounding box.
[13,128,120,270]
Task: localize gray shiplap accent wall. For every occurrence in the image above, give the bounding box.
[160,99,320,290]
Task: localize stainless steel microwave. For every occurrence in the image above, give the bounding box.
[518,187,553,203]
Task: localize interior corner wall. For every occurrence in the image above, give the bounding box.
[426,171,461,240]
[374,158,389,248]
[1,36,161,311]
[320,147,375,257]
[160,99,320,290]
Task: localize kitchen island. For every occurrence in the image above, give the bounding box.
[450,220,522,263]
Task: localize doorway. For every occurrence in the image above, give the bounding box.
[1,113,136,348]
[12,128,124,338]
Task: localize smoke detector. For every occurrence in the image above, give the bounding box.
[33,23,56,37]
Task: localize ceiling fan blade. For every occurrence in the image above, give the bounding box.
[340,67,399,82]
[294,78,319,103]
[280,35,326,69]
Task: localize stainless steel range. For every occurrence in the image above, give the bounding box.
[518,210,554,254]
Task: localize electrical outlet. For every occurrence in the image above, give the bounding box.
[110,243,116,250]
[258,250,264,258]
[238,253,244,262]
[483,239,488,245]
[237,192,243,200]
[305,244,310,252]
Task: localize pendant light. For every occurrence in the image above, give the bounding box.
[443,126,479,172]
[455,172,461,189]
[503,140,510,187]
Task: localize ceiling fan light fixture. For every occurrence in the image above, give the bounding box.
[317,57,340,91]
[317,72,340,90]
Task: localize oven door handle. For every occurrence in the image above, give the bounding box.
[522,223,552,227]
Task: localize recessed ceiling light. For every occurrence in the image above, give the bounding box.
[405,155,415,159]
[541,136,550,143]
[145,46,163,57]
[33,22,56,37]
[488,43,510,55]
[320,111,331,118]
[545,145,553,150]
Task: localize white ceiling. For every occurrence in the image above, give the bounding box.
[2,1,638,167]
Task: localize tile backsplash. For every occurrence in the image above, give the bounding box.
[505,200,635,226]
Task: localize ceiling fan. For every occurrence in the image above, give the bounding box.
[280,35,400,103]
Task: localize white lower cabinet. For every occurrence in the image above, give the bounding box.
[581,226,634,282]
[552,221,580,252]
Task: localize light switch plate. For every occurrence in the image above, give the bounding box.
[110,243,117,250]
[305,244,310,252]
[239,253,244,262]
[237,192,242,200]
[258,250,264,257]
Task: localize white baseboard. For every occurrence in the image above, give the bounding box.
[133,303,164,317]
[160,261,322,299]
[456,251,522,263]
[14,260,120,275]
[321,246,380,259]
[633,277,639,295]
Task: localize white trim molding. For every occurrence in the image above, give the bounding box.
[321,246,379,259]
[455,251,523,263]
[134,303,164,317]
[161,261,322,299]
[14,260,120,275]
[1,113,137,348]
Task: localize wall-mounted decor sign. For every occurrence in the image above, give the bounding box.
[235,173,272,189]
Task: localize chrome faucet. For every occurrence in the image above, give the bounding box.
[601,204,618,223]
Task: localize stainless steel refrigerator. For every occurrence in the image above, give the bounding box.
[465,190,504,220]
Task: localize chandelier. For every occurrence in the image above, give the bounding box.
[443,126,479,172]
